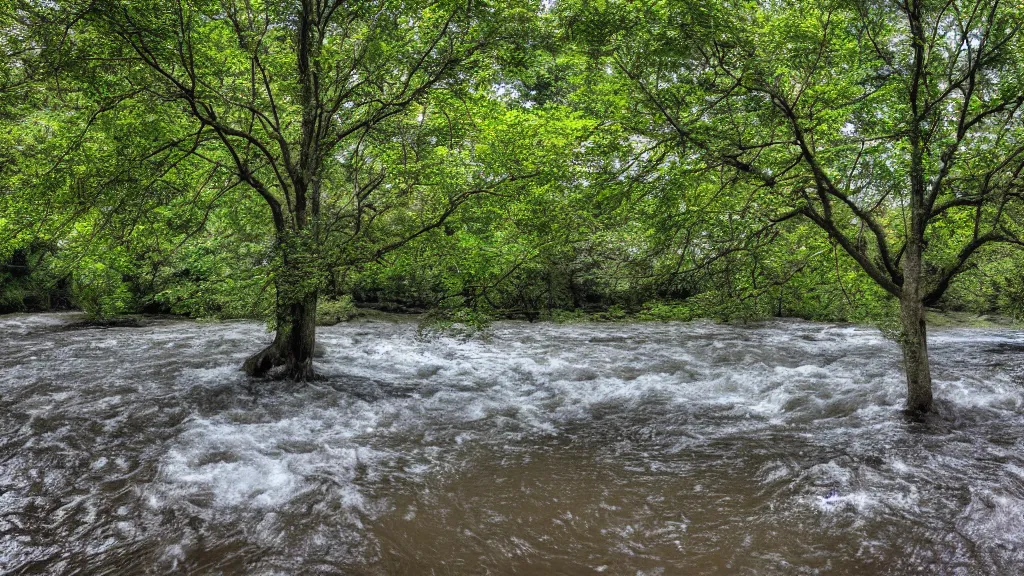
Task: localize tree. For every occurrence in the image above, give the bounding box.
[1,0,45,260]
[602,0,1024,415]
[75,0,535,378]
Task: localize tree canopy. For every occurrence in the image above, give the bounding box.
[2,0,1023,413]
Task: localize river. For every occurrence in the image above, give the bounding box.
[1,313,1023,574]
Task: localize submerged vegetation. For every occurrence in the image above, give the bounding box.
[2,0,1024,413]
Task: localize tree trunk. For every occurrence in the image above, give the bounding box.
[898,233,934,416]
[898,294,933,416]
[242,290,318,380]
[283,291,318,380]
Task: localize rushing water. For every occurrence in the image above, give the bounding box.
[1,313,1023,575]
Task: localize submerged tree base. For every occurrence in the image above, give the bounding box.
[241,343,282,377]
[901,406,931,423]
[241,342,318,381]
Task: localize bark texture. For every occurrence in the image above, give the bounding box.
[899,295,934,417]
[242,292,318,380]
[899,227,934,416]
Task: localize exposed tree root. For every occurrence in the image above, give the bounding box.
[241,342,319,381]
[241,342,284,377]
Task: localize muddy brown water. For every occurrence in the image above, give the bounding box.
[1,313,1023,575]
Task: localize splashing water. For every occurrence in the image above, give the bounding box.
[1,313,1023,574]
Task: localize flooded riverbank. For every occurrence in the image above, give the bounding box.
[1,313,1023,574]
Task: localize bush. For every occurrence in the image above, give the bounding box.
[72,260,133,319]
[636,301,700,322]
[317,295,357,325]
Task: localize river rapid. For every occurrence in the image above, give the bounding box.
[1,313,1023,575]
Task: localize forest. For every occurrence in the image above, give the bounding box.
[5,0,1024,415]
[3,1,1024,574]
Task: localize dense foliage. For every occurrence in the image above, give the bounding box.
[2,0,1023,407]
